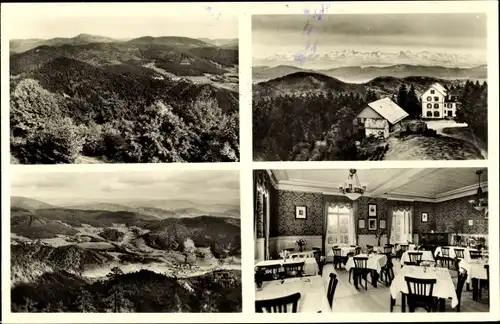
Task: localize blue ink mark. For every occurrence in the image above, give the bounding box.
[294,51,305,63]
[302,20,313,35]
[303,9,310,14]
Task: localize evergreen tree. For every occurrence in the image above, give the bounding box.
[406,84,421,118]
[397,84,408,110]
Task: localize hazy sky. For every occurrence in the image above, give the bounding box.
[253,13,487,58]
[11,170,240,206]
[9,15,238,40]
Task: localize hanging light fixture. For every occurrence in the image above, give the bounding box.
[339,169,366,201]
[469,170,488,211]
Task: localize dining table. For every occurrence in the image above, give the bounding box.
[256,257,319,277]
[389,265,458,312]
[458,258,488,300]
[255,275,332,312]
[345,253,387,288]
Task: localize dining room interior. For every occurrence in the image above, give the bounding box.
[253,167,490,313]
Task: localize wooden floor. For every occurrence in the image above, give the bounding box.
[319,260,489,313]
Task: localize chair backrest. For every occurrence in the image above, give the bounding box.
[469,250,482,259]
[327,273,339,308]
[353,256,368,268]
[366,245,374,251]
[404,276,436,297]
[456,268,468,300]
[332,248,341,256]
[441,247,450,257]
[313,250,321,263]
[255,292,301,313]
[454,248,465,259]
[384,246,392,254]
[283,261,305,274]
[355,247,361,255]
[408,252,423,263]
[400,244,409,252]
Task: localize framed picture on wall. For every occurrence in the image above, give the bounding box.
[368,218,377,231]
[380,219,386,229]
[295,206,307,219]
[359,219,365,229]
[368,204,377,217]
[421,212,428,223]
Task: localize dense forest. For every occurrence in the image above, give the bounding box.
[10,37,239,164]
[11,267,242,313]
[253,72,488,161]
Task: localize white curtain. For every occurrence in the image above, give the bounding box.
[350,208,356,245]
[407,210,413,243]
[390,212,396,243]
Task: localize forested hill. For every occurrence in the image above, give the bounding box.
[10,36,240,164]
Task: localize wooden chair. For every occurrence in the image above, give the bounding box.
[332,248,342,269]
[405,252,423,266]
[327,273,339,309]
[483,264,489,305]
[400,244,409,253]
[354,247,361,255]
[380,258,395,287]
[437,247,452,268]
[260,264,282,281]
[454,248,465,259]
[404,276,438,312]
[366,245,374,253]
[454,268,468,312]
[255,292,301,313]
[469,250,482,260]
[353,256,369,290]
[346,252,355,283]
[283,261,305,278]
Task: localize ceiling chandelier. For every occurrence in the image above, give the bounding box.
[469,170,488,212]
[339,169,366,201]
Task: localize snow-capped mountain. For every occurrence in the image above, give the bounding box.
[255,50,486,69]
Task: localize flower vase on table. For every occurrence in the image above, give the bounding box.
[296,239,307,253]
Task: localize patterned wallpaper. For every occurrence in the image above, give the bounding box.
[356,197,388,235]
[433,195,488,234]
[267,190,488,238]
[413,201,436,233]
[270,190,324,237]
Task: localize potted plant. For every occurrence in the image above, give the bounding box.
[255,267,264,289]
[296,238,307,252]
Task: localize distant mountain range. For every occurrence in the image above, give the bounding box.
[10,34,239,54]
[11,196,240,219]
[253,64,487,83]
[254,49,487,70]
[253,71,466,99]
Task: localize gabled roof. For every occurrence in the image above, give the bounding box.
[365,97,409,125]
[431,83,447,96]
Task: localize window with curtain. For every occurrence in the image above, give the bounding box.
[390,209,412,243]
[326,203,353,246]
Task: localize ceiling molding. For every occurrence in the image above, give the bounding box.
[435,181,488,203]
[275,176,488,203]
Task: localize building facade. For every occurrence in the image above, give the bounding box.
[421,83,461,119]
[357,97,409,139]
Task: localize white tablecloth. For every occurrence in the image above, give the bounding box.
[401,251,435,263]
[290,250,315,259]
[374,246,396,254]
[434,246,479,261]
[345,253,388,273]
[458,259,488,284]
[389,266,459,308]
[256,258,319,277]
[255,276,332,313]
